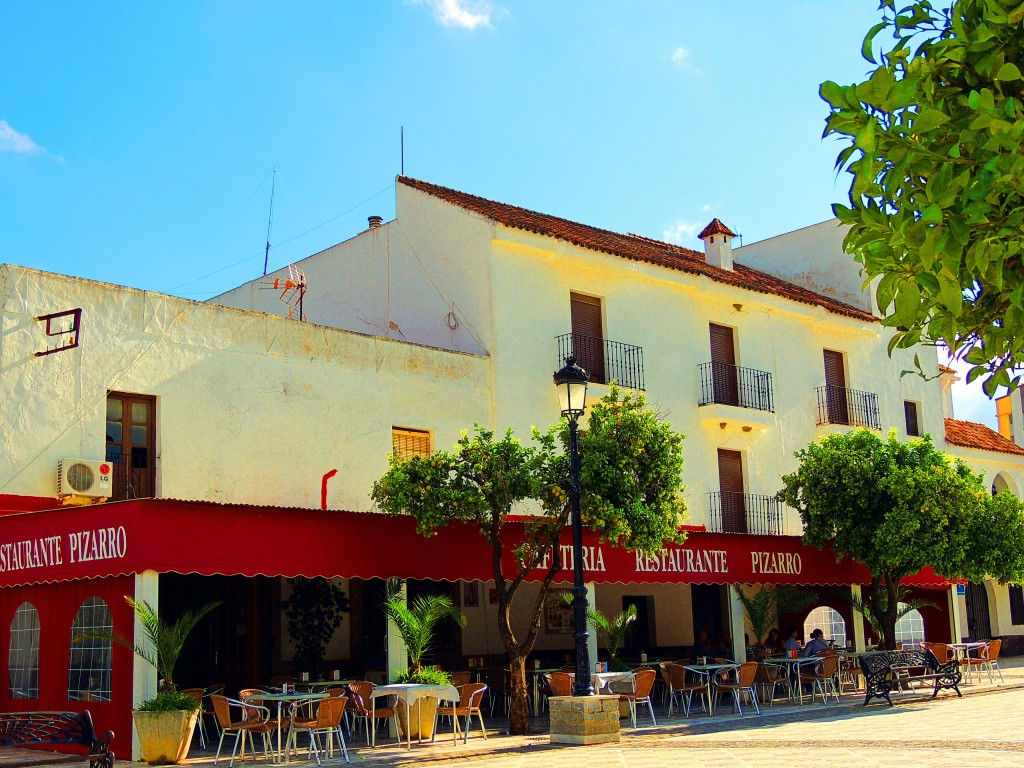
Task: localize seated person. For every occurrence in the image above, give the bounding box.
[801,628,829,657]
[784,626,801,655]
[763,627,784,655]
[712,630,732,660]
[692,629,711,660]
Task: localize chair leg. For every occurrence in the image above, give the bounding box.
[646,697,657,726]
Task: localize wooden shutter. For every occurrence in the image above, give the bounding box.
[717,449,746,534]
[392,427,431,460]
[709,324,739,406]
[904,401,920,437]
[570,292,605,384]
[823,349,849,424]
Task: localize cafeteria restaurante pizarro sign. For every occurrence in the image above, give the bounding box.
[0,526,128,575]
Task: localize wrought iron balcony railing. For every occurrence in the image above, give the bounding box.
[103,451,155,501]
[555,332,645,391]
[697,361,774,413]
[815,385,880,429]
[707,491,786,535]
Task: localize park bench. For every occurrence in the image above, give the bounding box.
[0,711,114,768]
[859,649,962,706]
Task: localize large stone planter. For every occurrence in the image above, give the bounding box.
[549,695,621,745]
[396,696,439,741]
[133,710,199,765]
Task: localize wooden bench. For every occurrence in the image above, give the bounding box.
[0,711,114,768]
[859,649,962,706]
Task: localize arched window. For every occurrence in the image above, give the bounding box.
[894,603,926,647]
[992,473,1013,496]
[67,597,113,702]
[803,605,846,647]
[8,602,40,698]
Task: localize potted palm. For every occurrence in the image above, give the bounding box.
[82,596,220,764]
[383,589,465,740]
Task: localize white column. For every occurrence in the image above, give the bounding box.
[132,570,160,762]
[585,582,598,670]
[386,581,408,682]
[851,585,866,652]
[949,584,965,643]
[728,585,746,661]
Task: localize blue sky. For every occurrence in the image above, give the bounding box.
[0,1,998,426]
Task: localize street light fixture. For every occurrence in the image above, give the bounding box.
[553,355,594,697]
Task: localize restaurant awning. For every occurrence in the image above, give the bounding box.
[0,497,953,589]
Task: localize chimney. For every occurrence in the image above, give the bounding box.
[367,215,383,230]
[939,365,957,420]
[698,218,736,271]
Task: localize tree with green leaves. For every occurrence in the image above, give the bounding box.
[371,388,687,734]
[778,429,1024,649]
[822,0,1024,393]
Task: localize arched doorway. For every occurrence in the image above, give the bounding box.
[964,582,992,641]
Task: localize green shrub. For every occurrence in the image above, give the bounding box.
[136,690,202,713]
[391,665,452,686]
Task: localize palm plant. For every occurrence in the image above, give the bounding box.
[383,589,465,680]
[850,587,937,648]
[588,604,637,670]
[81,596,221,694]
[733,585,818,645]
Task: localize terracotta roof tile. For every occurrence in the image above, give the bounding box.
[698,218,736,239]
[939,364,957,374]
[944,418,1024,456]
[398,176,877,323]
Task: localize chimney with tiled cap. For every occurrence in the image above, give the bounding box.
[368,215,383,229]
[698,218,736,271]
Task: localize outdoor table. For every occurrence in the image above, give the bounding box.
[245,690,327,765]
[371,683,460,749]
[526,668,558,715]
[567,670,635,694]
[683,662,739,715]
[762,656,823,705]
[294,679,355,691]
[949,642,989,682]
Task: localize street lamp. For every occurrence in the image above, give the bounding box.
[553,355,594,696]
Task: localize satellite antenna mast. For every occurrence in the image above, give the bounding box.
[262,167,277,276]
[401,126,404,176]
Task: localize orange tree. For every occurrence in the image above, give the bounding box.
[779,429,1024,649]
[370,388,687,734]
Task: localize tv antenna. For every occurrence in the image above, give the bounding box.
[258,263,307,321]
[262,167,277,276]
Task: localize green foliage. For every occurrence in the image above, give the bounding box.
[733,585,818,645]
[282,577,350,676]
[78,596,220,699]
[370,387,687,734]
[135,690,202,714]
[391,665,452,685]
[383,587,465,675]
[778,429,1024,646]
[822,0,1024,393]
[563,592,637,660]
[850,586,937,641]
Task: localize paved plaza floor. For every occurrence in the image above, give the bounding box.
[4,659,1022,767]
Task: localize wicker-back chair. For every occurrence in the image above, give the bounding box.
[433,683,489,745]
[715,661,761,715]
[347,680,399,747]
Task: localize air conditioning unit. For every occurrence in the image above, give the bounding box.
[57,459,113,499]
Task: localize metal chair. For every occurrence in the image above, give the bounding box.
[797,654,840,704]
[211,695,273,767]
[347,680,399,746]
[179,688,207,748]
[433,683,489,744]
[294,695,350,765]
[716,661,761,715]
[661,662,705,717]
[614,669,656,728]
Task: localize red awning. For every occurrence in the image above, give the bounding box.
[0,497,952,589]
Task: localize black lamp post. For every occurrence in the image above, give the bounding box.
[553,355,594,696]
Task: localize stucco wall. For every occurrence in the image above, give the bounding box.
[0,265,490,509]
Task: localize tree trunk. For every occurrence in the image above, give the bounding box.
[507,652,530,735]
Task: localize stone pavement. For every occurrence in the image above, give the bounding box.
[4,658,1022,767]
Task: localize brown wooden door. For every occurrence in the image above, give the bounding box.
[710,324,739,406]
[823,350,849,425]
[717,449,746,533]
[105,392,156,499]
[570,292,605,383]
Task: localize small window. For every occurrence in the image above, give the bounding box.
[1010,586,1024,626]
[392,428,431,460]
[68,597,113,703]
[904,401,921,437]
[8,602,40,699]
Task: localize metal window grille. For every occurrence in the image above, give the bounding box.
[67,597,113,703]
[392,428,431,460]
[803,605,847,648]
[8,602,40,699]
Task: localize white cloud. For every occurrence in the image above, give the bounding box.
[412,0,497,29]
[701,204,712,212]
[669,46,699,72]
[663,220,702,245]
[0,120,44,154]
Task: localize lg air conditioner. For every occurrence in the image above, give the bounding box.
[57,459,113,499]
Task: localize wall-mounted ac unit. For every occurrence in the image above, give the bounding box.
[57,459,112,498]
